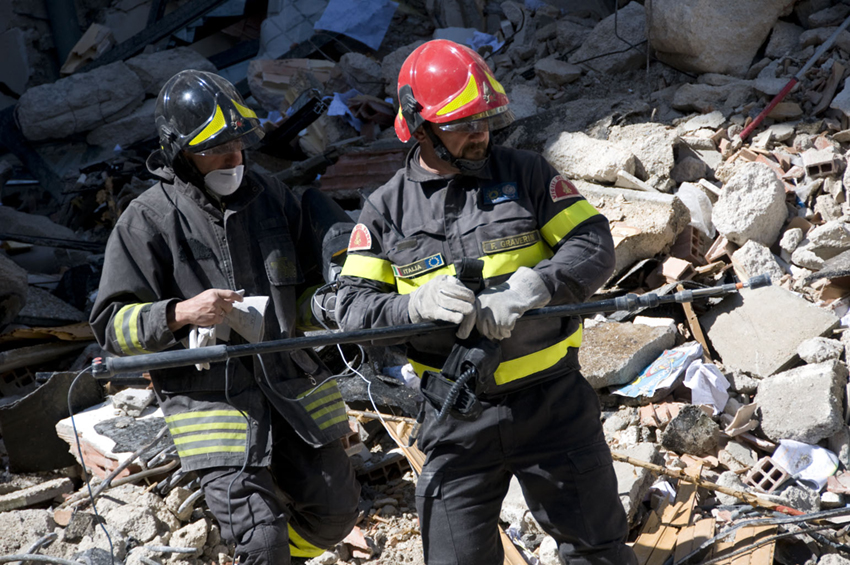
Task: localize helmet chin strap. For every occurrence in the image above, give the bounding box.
[424,126,490,174]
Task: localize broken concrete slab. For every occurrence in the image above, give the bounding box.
[712,162,787,247]
[86,98,156,149]
[534,57,582,88]
[731,240,785,284]
[16,61,144,141]
[671,81,754,114]
[757,361,845,445]
[338,52,385,98]
[661,404,720,456]
[830,78,850,120]
[568,1,645,74]
[0,509,55,554]
[0,477,73,512]
[112,388,155,418]
[0,253,27,330]
[701,286,840,378]
[613,442,661,523]
[765,21,804,59]
[579,320,676,389]
[608,122,678,180]
[16,285,86,326]
[508,84,544,120]
[543,131,637,183]
[649,0,796,77]
[381,40,427,103]
[576,183,691,277]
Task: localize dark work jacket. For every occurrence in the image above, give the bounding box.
[336,144,616,396]
[90,152,349,471]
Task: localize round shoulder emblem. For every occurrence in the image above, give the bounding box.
[549,175,580,203]
[348,223,373,252]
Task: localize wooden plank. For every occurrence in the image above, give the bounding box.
[677,284,711,361]
[633,511,663,564]
[673,519,715,563]
[645,524,680,565]
[711,525,777,565]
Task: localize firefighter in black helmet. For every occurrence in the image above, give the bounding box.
[90,70,360,565]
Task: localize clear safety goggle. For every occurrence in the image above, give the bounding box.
[192,129,264,156]
[434,108,515,134]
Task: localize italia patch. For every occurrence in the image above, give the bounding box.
[348,223,372,252]
[482,230,541,254]
[392,253,445,279]
[482,182,519,205]
[549,175,580,202]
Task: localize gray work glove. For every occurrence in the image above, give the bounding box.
[473,267,552,341]
[408,275,477,338]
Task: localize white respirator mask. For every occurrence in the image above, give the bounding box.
[204,165,244,196]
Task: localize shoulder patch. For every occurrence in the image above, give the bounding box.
[347,223,373,252]
[549,175,580,202]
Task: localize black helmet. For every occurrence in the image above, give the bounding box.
[155,70,264,164]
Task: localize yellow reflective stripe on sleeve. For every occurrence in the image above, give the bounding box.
[232,99,257,119]
[436,73,479,116]
[113,304,131,355]
[165,410,245,422]
[289,523,325,558]
[113,303,152,355]
[189,105,226,146]
[318,413,349,430]
[303,390,343,412]
[172,432,247,445]
[310,400,346,421]
[177,445,246,457]
[480,241,553,279]
[494,325,582,386]
[341,254,396,285]
[540,200,600,247]
[168,422,248,435]
[127,304,152,354]
[395,264,457,295]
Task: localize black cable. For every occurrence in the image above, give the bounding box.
[67,367,115,565]
[437,367,476,422]
[223,357,253,544]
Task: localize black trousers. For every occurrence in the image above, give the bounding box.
[415,370,637,565]
[198,410,360,565]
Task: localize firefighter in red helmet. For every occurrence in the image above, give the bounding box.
[338,40,638,564]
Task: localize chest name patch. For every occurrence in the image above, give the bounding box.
[347,223,372,252]
[392,253,445,279]
[482,182,520,205]
[549,175,580,202]
[482,230,541,254]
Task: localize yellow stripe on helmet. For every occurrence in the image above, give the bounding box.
[189,105,226,146]
[436,73,480,117]
[232,99,257,119]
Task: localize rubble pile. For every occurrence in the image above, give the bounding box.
[8,0,850,563]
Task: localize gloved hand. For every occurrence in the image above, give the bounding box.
[408,275,477,338]
[189,325,217,370]
[474,267,552,340]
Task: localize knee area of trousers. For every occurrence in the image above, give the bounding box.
[292,510,359,549]
[237,521,288,557]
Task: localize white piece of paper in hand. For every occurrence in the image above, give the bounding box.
[225,295,270,343]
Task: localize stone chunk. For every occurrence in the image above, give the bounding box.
[0,510,55,554]
[568,2,646,74]
[576,183,690,277]
[171,518,210,554]
[756,360,845,444]
[798,337,844,364]
[649,0,795,77]
[608,122,678,180]
[16,62,144,141]
[765,21,803,59]
[381,41,427,103]
[112,388,156,417]
[534,57,582,88]
[701,286,839,378]
[731,240,785,284]
[712,162,787,246]
[660,404,720,456]
[613,442,661,523]
[338,52,384,98]
[672,81,754,113]
[125,47,216,96]
[0,253,27,330]
[580,321,676,389]
[86,98,156,148]
[543,131,637,183]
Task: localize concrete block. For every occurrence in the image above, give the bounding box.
[16,61,144,141]
[828,426,850,470]
[568,2,645,74]
[670,156,708,184]
[798,337,844,364]
[660,405,720,456]
[0,253,27,330]
[715,471,750,505]
[580,321,676,389]
[534,57,582,88]
[649,0,795,77]
[171,518,210,554]
[111,387,156,417]
[613,442,661,523]
[0,509,54,554]
[831,78,850,120]
[700,286,839,378]
[543,131,637,183]
[802,148,839,179]
[576,183,691,277]
[731,240,785,285]
[381,41,427,103]
[756,360,846,444]
[609,122,678,180]
[712,162,787,246]
[338,52,384,98]
[105,505,160,543]
[766,21,803,59]
[672,81,754,114]
[0,478,73,512]
[615,170,657,192]
[774,483,821,513]
[86,98,156,149]
[126,47,216,96]
[820,554,850,565]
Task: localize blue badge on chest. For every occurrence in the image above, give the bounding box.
[482,182,519,205]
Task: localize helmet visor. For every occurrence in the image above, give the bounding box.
[191,128,265,156]
[435,108,515,133]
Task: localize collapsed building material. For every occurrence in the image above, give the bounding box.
[567,1,646,74]
[0,478,74,513]
[0,252,27,330]
[712,162,788,247]
[543,131,637,183]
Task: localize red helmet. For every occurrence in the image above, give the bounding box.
[395,40,513,142]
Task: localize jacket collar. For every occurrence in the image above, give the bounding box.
[404,143,494,184]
